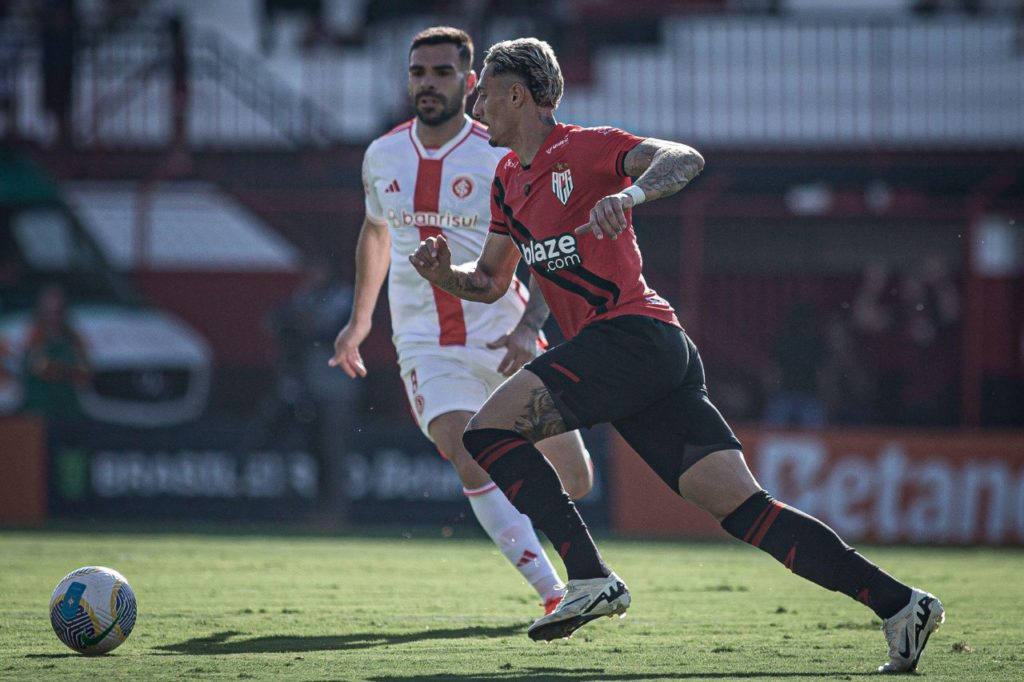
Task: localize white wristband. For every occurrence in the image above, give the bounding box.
[620,184,647,207]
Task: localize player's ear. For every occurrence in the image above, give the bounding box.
[465,69,478,93]
[509,80,526,108]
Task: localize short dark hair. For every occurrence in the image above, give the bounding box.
[409,26,474,71]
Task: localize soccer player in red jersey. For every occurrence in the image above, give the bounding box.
[410,37,944,673]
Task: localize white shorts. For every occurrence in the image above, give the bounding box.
[398,345,508,443]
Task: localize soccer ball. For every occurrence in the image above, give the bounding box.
[49,566,137,655]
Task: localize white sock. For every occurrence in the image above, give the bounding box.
[465,482,564,601]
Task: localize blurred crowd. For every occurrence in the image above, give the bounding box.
[760,255,962,429]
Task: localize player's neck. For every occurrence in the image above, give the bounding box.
[415,113,466,148]
[512,115,557,167]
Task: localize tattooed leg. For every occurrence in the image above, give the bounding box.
[467,369,567,441]
[513,386,567,442]
[463,369,608,580]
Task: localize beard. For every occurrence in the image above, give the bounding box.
[412,84,464,126]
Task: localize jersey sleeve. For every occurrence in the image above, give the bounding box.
[362,147,385,223]
[582,127,645,178]
[489,175,510,236]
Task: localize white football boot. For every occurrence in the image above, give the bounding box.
[877,588,945,673]
[527,573,630,641]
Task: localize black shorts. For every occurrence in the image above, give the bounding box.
[524,315,741,491]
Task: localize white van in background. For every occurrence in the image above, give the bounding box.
[0,152,212,426]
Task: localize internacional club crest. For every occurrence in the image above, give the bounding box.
[451,175,474,199]
[551,163,573,205]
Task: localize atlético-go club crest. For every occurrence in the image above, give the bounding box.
[551,162,573,205]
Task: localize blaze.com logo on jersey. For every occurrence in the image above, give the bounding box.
[519,233,581,272]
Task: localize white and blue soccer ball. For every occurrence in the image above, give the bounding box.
[49,566,137,655]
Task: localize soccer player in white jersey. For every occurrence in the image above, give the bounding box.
[330,26,593,614]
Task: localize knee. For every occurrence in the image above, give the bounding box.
[465,401,530,438]
[461,426,479,455]
[428,419,470,463]
[461,424,496,456]
[561,453,593,501]
[561,471,592,501]
[676,448,760,521]
[464,412,527,444]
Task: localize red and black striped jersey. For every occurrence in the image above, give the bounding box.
[489,123,681,340]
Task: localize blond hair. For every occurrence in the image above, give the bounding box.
[482,38,563,109]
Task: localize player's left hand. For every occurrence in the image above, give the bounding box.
[575,191,634,241]
[486,324,538,376]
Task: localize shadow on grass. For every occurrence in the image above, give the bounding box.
[153,624,527,655]
[367,672,876,681]
[153,630,876,680]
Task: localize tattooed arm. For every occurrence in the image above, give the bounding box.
[624,138,705,201]
[575,138,705,241]
[409,232,521,303]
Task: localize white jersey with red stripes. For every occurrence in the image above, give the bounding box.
[363,115,527,359]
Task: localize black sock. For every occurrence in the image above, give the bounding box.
[463,427,609,580]
[721,490,911,619]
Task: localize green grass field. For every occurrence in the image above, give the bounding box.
[1,529,1022,681]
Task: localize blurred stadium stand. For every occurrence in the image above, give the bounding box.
[5,2,1024,146]
[1,0,1022,534]
[2,0,1021,419]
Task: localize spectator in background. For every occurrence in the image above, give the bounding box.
[851,256,961,426]
[261,0,330,53]
[1017,0,1024,54]
[39,0,78,147]
[762,302,828,427]
[0,25,19,140]
[0,232,23,287]
[912,0,985,15]
[819,313,875,425]
[167,15,189,151]
[21,284,91,422]
[265,257,361,516]
[851,259,900,422]
[894,256,961,425]
[0,336,15,403]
